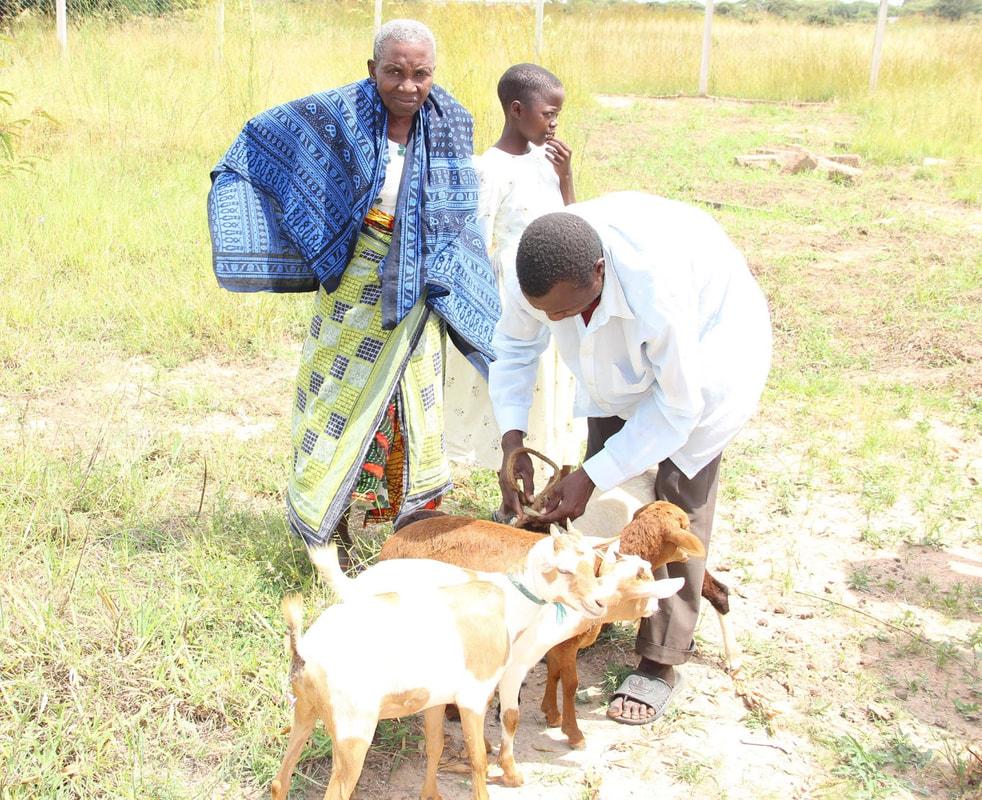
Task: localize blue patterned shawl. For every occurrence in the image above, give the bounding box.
[207,79,499,367]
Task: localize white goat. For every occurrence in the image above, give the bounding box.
[273,528,682,799]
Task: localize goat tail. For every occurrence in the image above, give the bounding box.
[281,593,305,674]
[306,542,351,596]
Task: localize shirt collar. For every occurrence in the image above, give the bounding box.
[587,245,635,328]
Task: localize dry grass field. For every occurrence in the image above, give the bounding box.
[1,3,980,798]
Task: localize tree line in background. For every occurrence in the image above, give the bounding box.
[711,0,981,23]
[0,0,980,24]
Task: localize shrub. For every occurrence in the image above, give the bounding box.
[931,0,981,19]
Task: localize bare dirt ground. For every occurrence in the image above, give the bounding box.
[5,348,979,799]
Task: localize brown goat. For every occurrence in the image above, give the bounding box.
[380,500,711,749]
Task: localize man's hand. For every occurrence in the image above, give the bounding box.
[537,467,596,526]
[498,430,533,519]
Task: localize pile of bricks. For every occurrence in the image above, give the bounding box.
[734,147,863,182]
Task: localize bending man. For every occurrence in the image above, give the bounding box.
[489,191,771,725]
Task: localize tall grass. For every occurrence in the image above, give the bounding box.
[1,2,979,383]
[1,5,979,797]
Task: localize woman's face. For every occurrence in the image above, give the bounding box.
[368,40,435,123]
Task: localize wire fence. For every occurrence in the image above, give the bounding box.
[0,0,203,24]
[4,0,967,95]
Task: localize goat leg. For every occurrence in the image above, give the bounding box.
[271,699,317,800]
[495,670,525,787]
[458,707,491,800]
[323,733,372,800]
[540,646,563,728]
[700,570,741,673]
[701,570,730,615]
[717,610,743,674]
[421,705,446,800]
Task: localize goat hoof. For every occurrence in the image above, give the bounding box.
[566,734,586,750]
[501,770,524,787]
[542,711,561,728]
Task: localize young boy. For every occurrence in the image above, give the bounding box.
[444,64,586,515]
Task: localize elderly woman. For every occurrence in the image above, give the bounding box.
[208,20,499,553]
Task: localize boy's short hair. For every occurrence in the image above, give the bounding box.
[497,63,563,108]
[516,213,602,298]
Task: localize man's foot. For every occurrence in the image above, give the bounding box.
[606,658,682,725]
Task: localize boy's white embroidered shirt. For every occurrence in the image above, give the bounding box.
[475,145,563,274]
[489,191,772,491]
[445,143,585,470]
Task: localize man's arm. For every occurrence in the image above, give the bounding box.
[537,312,705,524]
[489,282,552,517]
[488,287,551,442]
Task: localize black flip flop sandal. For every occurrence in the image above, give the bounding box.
[607,672,685,726]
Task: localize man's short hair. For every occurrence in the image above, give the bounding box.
[497,63,563,108]
[373,19,437,63]
[516,213,602,298]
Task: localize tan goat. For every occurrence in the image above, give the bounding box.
[274,529,682,799]
[379,502,706,749]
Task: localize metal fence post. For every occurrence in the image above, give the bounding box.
[869,0,889,92]
[698,0,714,96]
[56,0,68,54]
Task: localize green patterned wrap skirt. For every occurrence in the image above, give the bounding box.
[286,222,450,546]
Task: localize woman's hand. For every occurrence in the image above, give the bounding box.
[536,467,596,526]
[498,430,533,519]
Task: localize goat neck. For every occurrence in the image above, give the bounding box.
[514,528,608,619]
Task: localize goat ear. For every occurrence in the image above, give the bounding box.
[549,524,569,550]
[590,534,621,550]
[600,545,617,571]
[668,529,706,560]
[651,576,686,599]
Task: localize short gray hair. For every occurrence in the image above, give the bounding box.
[373,19,437,63]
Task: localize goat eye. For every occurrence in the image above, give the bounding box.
[557,568,573,576]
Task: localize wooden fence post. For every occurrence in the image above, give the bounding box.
[374,0,383,34]
[698,0,714,96]
[534,0,544,61]
[869,0,889,92]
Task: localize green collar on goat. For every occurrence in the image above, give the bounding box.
[506,572,568,624]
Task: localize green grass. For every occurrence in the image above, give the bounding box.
[1,2,981,798]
